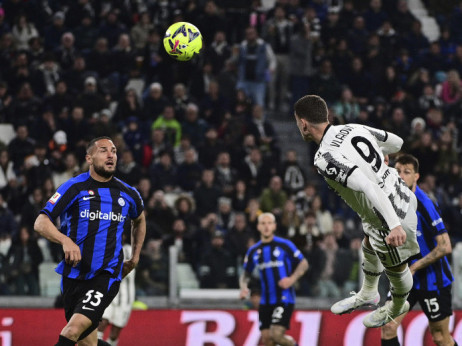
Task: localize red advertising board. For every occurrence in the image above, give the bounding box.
[0,309,461,345]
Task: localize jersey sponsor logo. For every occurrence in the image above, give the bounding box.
[294,250,300,258]
[80,209,126,222]
[432,218,443,227]
[118,197,126,207]
[257,260,284,270]
[88,190,95,195]
[430,313,441,319]
[82,305,95,311]
[49,192,61,204]
[83,196,95,201]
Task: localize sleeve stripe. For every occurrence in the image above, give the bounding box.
[344,165,358,187]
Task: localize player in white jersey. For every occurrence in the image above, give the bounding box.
[97,241,136,346]
[293,95,420,328]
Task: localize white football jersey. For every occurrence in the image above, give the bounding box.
[314,124,413,231]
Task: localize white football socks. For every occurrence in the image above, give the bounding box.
[386,266,412,315]
[359,241,384,299]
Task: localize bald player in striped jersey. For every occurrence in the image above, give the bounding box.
[35,137,146,346]
[293,95,420,328]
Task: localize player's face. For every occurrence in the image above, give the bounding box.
[87,139,117,179]
[294,113,313,141]
[395,162,419,190]
[257,215,276,240]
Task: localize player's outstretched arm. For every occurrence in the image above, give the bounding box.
[34,213,81,267]
[409,233,452,275]
[346,169,406,246]
[363,126,404,155]
[123,211,146,278]
[278,258,309,289]
[239,271,251,299]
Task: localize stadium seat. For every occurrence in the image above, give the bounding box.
[39,262,61,297]
[176,263,199,289]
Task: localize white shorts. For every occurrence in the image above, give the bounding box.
[363,194,420,268]
[102,294,133,328]
[102,273,135,328]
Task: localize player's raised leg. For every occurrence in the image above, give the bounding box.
[331,236,381,314]
[363,262,412,328]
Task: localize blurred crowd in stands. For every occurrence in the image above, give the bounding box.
[0,0,462,299]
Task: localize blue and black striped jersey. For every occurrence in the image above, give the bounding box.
[411,186,453,291]
[243,236,304,305]
[41,171,144,281]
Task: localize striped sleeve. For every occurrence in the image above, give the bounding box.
[243,247,256,273]
[421,200,446,236]
[128,185,144,219]
[41,179,78,221]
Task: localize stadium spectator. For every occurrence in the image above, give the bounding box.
[5,226,42,295]
[172,83,194,122]
[181,103,209,148]
[115,149,143,186]
[259,175,287,218]
[113,88,143,124]
[263,5,293,112]
[247,104,280,161]
[137,238,169,296]
[43,12,67,51]
[145,190,176,237]
[75,76,107,119]
[9,81,43,128]
[230,179,250,213]
[99,10,127,48]
[193,169,221,217]
[8,124,35,172]
[130,12,154,52]
[11,14,38,51]
[0,149,16,193]
[176,147,203,192]
[236,26,276,107]
[0,193,18,241]
[152,105,182,148]
[310,59,342,104]
[142,82,170,122]
[149,150,177,192]
[225,212,253,262]
[52,152,80,189]
[73,14,98,51]
[174,194,200,233]
[204,31,232,75]
[197,127,226,169]
[216,196,235,232]
[142,128,169,168]
[213,151,237,197]
[289,21,316,106]
[199,230,237,288]
[122,117,145,163]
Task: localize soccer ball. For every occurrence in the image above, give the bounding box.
[163,22,203,61]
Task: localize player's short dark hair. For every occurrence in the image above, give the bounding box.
[395,154,419,173]
[86,136,113,154]
[294,95,328,124]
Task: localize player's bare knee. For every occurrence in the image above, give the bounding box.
[269,328,284,342]
[381,322,398,339]
[61,325,82,341]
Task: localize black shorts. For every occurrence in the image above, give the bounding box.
[62,271,120,340]
[408,285,453,322]
[258,303,294,330]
